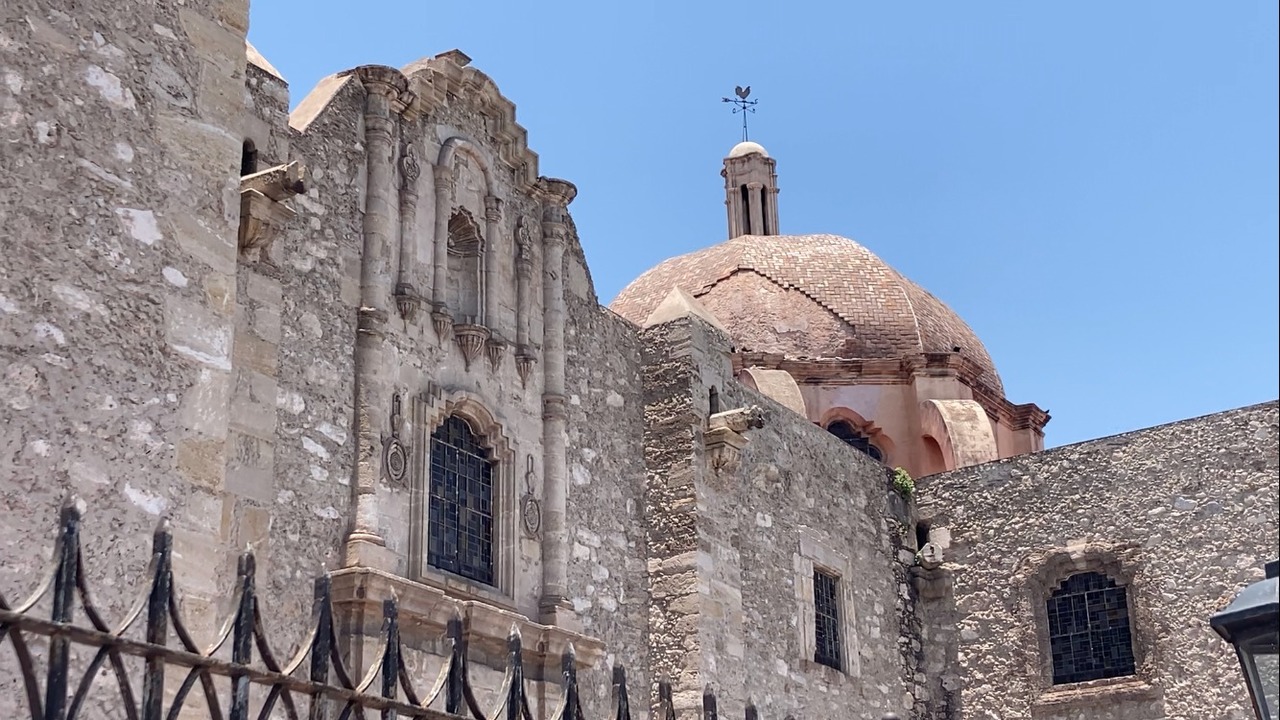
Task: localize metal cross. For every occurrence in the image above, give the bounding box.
[721,85,758,142]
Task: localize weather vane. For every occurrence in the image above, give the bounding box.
[722,85,758,142]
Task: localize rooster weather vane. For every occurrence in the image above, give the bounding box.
[722,85,758,142]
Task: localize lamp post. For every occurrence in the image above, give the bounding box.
[1211,559,1279,720]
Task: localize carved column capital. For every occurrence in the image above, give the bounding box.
[535,177,578,206]
[484,194,502,222]
[354,65,409,100]
[536,176,577,226]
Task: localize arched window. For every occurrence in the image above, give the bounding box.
[427,416,495,585]
[1046,572,1136,684]
[740,184,752,234]
[826,420,884,463]
[240,139,258,176]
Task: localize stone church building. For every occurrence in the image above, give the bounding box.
[0,2,1276,719]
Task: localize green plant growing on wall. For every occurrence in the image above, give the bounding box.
[892,467,914,500]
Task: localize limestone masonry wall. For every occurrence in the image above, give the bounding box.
[0,0,269,644]
[3,3,1276,720]
[918,401,1280,720]
[641,316,921,719]
[563,298,651,712]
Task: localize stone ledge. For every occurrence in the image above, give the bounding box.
[330,567,606,671]
[1031,676,1160,713]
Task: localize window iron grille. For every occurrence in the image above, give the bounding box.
[427,416,495,586]
[1046,572,1137,684]
[814,569,843,671]
[825,421,884,463]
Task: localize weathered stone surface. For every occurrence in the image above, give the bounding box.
[918,402,1279,720]
[641,315,918,719]
[1,5,1274,720]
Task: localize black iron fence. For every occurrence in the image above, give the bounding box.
[0,501,814,720]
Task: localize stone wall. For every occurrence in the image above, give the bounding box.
[641,315,921,719]
[238,55,361,631]
[0,0,261,639]
[917,401,1280,720]
[263,51,651,714]
[562,298,651,713]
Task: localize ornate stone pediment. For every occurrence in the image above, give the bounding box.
[401,50,540,189]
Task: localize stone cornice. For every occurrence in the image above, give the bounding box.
[535,177,578,208]
[329,568,607,672]
[732,351,1051,433]
[351,65,417,115]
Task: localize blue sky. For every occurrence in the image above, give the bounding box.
[248,2,1279,448]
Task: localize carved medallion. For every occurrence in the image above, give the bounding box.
[515,218,535,265]
[383,393,409,483]
[521,494,542,538]
[400,144,420,184]
[520,455,541,538]
[385,439,407,482]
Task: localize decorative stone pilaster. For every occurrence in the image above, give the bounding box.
[430,164,454,342]
[513,217,537,386]
[483,195,502,328]
[535,177,576,626]
[346,65,410,571]
[394,142,422,321]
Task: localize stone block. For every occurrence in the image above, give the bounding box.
[232,330,278,376]
[166,296,233,370]
[176,437,225,492]
[178,366,231,437]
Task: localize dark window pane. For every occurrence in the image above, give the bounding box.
[427,416,496,586]
[826,421,884,463]
[1046,572,1136,684]
[814,569,843,671]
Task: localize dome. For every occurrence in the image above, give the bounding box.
[727,141,769,158]
[610,233,1004,394]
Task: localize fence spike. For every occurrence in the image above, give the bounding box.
[229,551,256,720]
[611,665,630,720]
[381,597,400,720]
[445,611,466,715]
[745,699,759,720]
[560,644,579,720]
[658,679,676,720]
[140,521,173,720]
[43,500,82,720]
[505,624,525,720]
[308,576,334,720]
[703,686,718,720]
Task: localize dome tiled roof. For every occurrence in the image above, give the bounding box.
[610,233,1004,394]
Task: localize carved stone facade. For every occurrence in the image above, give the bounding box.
[0,5,1275,720]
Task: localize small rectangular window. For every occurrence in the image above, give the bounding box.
[814,568,843,671]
